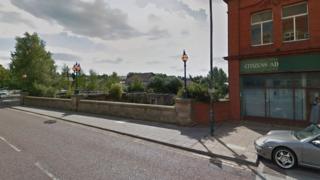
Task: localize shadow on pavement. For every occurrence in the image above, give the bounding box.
[198,137,267,180]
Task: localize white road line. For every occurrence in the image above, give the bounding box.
[35,162,59,180]
[0,136,21,152]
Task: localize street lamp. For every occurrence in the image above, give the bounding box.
[72,62,81,95]
[181,50,189,98]
[209,0,215,136]
[22,74,27,92]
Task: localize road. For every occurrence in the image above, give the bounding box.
[0,107,254,180]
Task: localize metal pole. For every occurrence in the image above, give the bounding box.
[75,74,78,95]
[209,0,215,136]
[184,61,187,98]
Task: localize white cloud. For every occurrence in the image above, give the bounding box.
[94,58,124,64]
[10,0,142,40]
[136,0,207,22]
[0,10,34,27]
[52,53,82,62]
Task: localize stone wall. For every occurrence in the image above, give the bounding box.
[24,96,73,111]
[22,96,230,126]
[22,96,193,125]
[78,100,178,124]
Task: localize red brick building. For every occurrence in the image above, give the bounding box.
[224,0,320,124]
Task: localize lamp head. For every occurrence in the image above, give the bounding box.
[181,50,188,62]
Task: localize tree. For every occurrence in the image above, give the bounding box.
[57,64,70,90]
[0,65,9,88]
[105,72,120,90]
[128,76,144,92]
[147,75,165,93]
[209,67,228,99]
[87,69,98,91]
[147,74,182,94]
[9,32,57,96]
[187,67,228,101]
[164,76,182,94]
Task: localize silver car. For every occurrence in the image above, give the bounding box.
[255,124,320,169]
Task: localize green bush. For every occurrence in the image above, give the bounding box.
[147,75,182,94]
[31,83,57,97]
[109,83,123,100]
[128,76,144,92]
[178,82,210,102]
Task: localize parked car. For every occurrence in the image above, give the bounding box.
[0,90,9,98]
[255,124,320,169]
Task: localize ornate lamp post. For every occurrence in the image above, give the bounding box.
[181,50,189,98]
[72,62,81,95]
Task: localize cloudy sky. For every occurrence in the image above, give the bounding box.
[0,0,227,76]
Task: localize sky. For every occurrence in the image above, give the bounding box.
[0,0,228,76]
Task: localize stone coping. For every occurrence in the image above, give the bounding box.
[80,99,175,110]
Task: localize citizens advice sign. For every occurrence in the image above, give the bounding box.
[240,54,320,74]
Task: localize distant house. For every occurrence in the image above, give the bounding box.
[125,73,155,86]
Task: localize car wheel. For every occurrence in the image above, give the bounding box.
[273,147,296,169]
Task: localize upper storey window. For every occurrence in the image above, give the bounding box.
[282,2,309,42]
[251,10,273,46]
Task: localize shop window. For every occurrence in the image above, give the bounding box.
[266,89,294,120]
[282,2,309,42]
[242,89,265,117]
[251,10,273,46]
[241,73,320,121]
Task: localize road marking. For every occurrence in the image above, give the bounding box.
[0,136,21,152]
[35,162,59,180]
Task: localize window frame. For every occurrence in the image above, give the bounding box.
[251,10,274,46]
[282,1,309,42]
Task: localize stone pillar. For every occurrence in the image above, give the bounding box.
[20,92,29,105]
[175,98,193,126]
[71,95,83,111]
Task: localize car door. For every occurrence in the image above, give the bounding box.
[302,135,320,167]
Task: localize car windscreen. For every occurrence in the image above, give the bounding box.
[294,124,320,140]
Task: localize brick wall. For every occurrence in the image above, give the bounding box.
[192,101,230,125]
[225,0,320,121]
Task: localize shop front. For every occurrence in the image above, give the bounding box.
[240,54,320,124]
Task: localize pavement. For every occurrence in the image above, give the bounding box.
[9,105,302,167]
[0,107,254,180]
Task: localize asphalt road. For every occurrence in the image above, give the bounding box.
[0,107,255,180]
